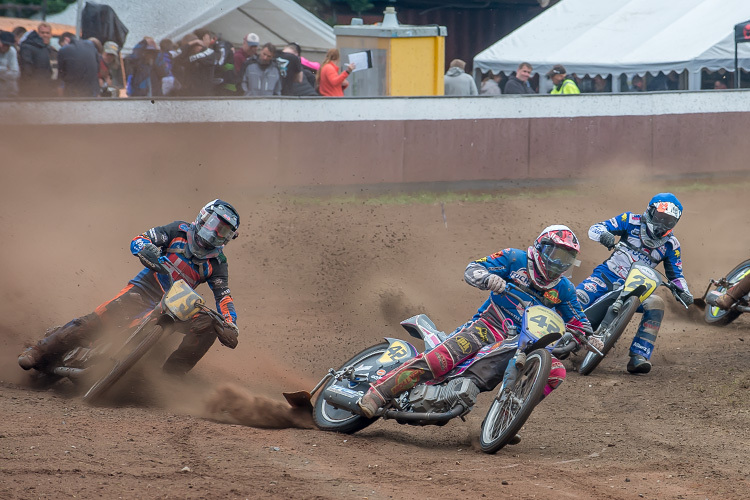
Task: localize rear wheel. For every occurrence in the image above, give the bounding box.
[579,295,640,376]
[83,324,164,403]
[704,259,750,326]
[313,342,389,434]
[479,349,551,454]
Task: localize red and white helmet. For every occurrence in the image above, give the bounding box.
[527,224,580,290]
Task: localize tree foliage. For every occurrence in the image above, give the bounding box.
[0,0,77,18]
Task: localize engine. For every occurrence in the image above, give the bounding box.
[408,377,480,413]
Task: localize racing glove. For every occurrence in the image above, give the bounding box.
[485,274,507,293]
[598,231,616,251]
[215,320,239,349]
[138,243,168,274]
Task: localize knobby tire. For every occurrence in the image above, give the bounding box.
[479,349,552,454]
[704,259,750,326]
[313,342,390,434]
[82,325,164,403]
[579,295,640,376]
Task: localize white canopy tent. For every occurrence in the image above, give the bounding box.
[474,0,750,91]
[46,0,335,60]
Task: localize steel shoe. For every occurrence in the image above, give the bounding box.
[626,354,651,374]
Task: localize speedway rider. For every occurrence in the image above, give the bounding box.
[577,193,693,374]
[358,225,595,421]
[18,199,241,375]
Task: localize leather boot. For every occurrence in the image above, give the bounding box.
[716,274,750,310]
[18,314,101,370]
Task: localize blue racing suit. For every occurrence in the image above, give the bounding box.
[576,212,688,361]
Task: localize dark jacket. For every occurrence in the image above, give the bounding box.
[503,75,535,95]
[57,39,100,97]
[19,31,53,97]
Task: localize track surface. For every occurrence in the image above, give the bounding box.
[1,177,749,499]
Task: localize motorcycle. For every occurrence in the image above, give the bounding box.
[696,259,750,325]
[26,258,236,403]
[284,282,602,453]
[553,241,689,375]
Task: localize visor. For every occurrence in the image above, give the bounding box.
[539,244,577,279]
[649,209,678,237]
[196,211,237,248]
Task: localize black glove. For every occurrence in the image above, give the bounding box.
[599,231,616,250]
[189,313,239,349]
[138,243,167,274]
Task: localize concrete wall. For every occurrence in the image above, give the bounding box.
[2,92,749,191]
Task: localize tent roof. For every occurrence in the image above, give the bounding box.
[474,0,750,77]
[46,0,335,57]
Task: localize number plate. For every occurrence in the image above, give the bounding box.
[163,279,204,321]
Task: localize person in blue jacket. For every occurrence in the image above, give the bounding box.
[358,224,593,419]
[19,200,241,375]
[577,193,693,374]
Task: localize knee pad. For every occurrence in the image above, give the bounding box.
[424,344,457,377]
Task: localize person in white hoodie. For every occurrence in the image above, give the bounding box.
[0,30,20,97]
[444,59,477,96]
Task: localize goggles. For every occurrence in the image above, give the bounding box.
[539,244,577,278]
[196,206,238,248]
[648,202,680,236]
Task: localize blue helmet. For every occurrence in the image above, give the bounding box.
[641,193,682,248]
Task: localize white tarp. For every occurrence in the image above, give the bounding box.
[474,0,750,88]
[46,0,335,59]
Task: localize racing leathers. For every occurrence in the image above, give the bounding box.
[358,248,592,417]
[19,221,238,375]
[577,212,690,370]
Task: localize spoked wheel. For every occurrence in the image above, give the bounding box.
[479,349,552,454]
[704,259,750,326]
[313,342,389,434]
[579,295,640,376]
[82,324,164,404]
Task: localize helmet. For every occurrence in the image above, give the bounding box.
[527,224,580,290]
[641,193,682,248]
[187,199,240,259]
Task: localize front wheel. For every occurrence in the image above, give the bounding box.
[704,259,750,326]
[313,342,389,434]
[82,324,164,403]
[479,349,552,454]
[579,295,640,376]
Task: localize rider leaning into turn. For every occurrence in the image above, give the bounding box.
[18,199,241,375]
[358,224,594,419]
[577,193,693,375]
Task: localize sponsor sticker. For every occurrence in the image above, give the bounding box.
[456,336,472,354]
[392,369,424,393]
[543,289,561,304]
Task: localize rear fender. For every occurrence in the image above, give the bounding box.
[400,314,447,350]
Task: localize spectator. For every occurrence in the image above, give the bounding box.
[234,33,259,77]
[19,22,53,97]
[175,33,218,96]
[630,74,645,92]
[714,79,728,90]
[126,37,160,97]
[102,41,124,92]
[504,62,535,94]
[194,28,235,95]
[547,64,580,94]
[242,42,281,96]
[479,71,502,95]
[58,31,75,48]
[444,59,478,96]
[12,26,26,46]
[316,48,354,97]
[57,34,100,97]
[283,42,318,94]
[155,39,180,96]
[592,74,611,93]
[0,30,20,97]
[278,44,317,96]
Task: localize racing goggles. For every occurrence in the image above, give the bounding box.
[197,207,238,248]
[648,202,680,236]
[539,244,577,279]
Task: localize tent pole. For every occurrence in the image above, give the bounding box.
[735,41,739,89]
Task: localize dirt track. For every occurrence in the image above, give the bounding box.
[1,172,749,499]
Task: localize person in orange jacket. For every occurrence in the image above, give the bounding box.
[316,48,354,97]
